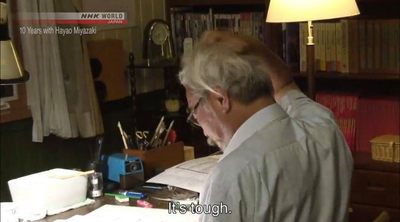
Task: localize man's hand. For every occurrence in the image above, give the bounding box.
[199,31,299,102]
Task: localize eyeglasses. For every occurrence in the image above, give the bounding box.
[186,97,202,127]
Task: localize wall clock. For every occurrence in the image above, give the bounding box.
[143,19,175,66]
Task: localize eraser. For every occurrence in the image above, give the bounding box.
[136,200,153,208]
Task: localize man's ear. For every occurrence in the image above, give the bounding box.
[209,87,231,113]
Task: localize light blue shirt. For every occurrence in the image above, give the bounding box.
[199,90,353,222]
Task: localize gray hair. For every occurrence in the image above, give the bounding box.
[179,41,272,104]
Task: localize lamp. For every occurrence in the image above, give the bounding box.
[0,2,29,84]
[266,0,359,99]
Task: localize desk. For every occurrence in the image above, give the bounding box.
[37,197,113,222]
[37,187,198,222]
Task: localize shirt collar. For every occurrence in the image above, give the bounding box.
[219,103,287,161]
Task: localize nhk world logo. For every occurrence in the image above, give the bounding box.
[19,12,127,25]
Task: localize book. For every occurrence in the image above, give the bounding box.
[299,22,307,72]
[387,19,400,73]
[358,19,367,73]
[355,96,400,152]
[319,23,327,71]
[326,23,336,72]
[282,23,300,71]
[316,92,358,152]
[365,20,375,72]
[341,19,360,73]
[335,22,342,72]
[314,22,323,71]
[373,20,382,71]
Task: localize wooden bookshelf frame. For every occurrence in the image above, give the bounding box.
[294,72,400,80]
[166,0,399,86]
[165,0,283,60]
[166,0,266,7]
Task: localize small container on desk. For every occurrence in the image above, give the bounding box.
[123,141,184,179]
[370,135,400,163]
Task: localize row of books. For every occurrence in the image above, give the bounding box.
[170,10,399,75]
[170,9,265,56]
[298,19,400,74]
[316,92,399,153]
[316,92,358,151]
[356,96,400,153]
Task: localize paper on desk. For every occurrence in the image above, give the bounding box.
[55,204,199,222]
[147,155,221,193]
[55,215,84,222]
[48,198,95,215]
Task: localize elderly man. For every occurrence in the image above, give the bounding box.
[179,31,352,222]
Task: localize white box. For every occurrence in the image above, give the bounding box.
[8,168,88,214]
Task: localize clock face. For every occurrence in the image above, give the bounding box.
[151,23,169,45]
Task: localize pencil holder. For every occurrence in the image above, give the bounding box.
[123,141,184,179]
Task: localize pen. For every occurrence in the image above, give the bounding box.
[149,116,164,147]
[119,191,147,199]
[142,185,164,190]
[142,182,167,190]
[162,120,174,146]
[117,122,129,149]
[105,193,128,199]
[105,192,145,199]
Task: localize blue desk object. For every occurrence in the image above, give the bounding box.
[107,153,144,183]
[119,191,147,199]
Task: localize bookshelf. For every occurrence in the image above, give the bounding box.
[165,0,277,157]
[167,0,399,82]
[166,0,265,7]
[165,0,399,221]
[294,72,400,80]
[166,0,283,57]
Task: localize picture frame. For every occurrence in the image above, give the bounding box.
[0,84,18,110]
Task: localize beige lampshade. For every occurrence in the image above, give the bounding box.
[0,40,25,81]
[266,0,360,22]
[0,2,29,84]
[0,2,7,24]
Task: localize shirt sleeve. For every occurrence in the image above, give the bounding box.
[199,181,241,222]
[199,163,269,222]
[277,89,336,126]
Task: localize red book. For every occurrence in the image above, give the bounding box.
[316,92,358,152]
[355,96,400,153]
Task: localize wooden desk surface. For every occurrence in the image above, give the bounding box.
[37,187,198,222]
[37,197,115,222]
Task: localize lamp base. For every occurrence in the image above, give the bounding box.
[306,44,315,100]
[0,101,10,110]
